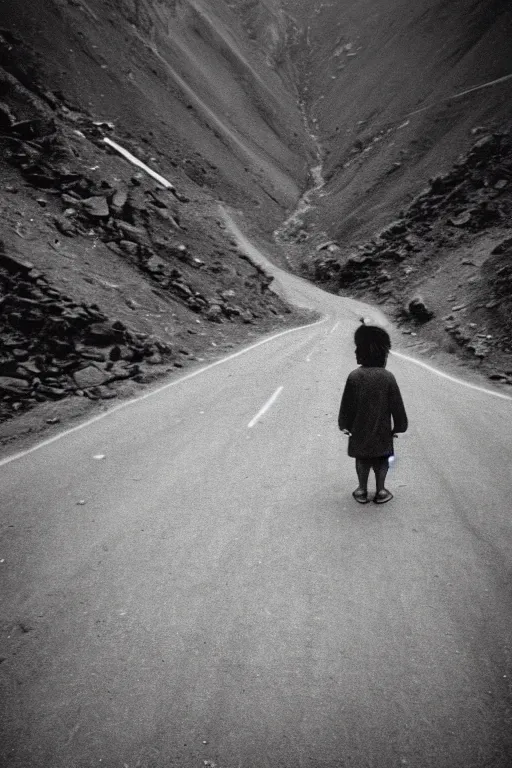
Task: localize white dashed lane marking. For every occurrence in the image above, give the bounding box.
[0,320,324,469]
[248,387,284,428]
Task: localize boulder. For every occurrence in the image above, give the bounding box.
[80,350,107,362]
[144,255,165,274]
[61,191,80,204]
[240,309,254,323]
[36,385,67,399]
[380,219,407,239]
[17,361,41,376]
[120,240,139,256]
[205,304,223,322]
[82,196,110,219]
[0,376,31,395]
[170,281,193,298]
[407,296,434,322]
[449,211,472,227]
[12,348,29,361]
[469,134,495,154]
[222,303,241,318]
[153,208,178,226]
[110,189,128,213]
[316,240,339,252]
[85,322,121,346]
[116,221,148,244]
[125,188,148,215]
[90,385,117,400]
[186,297,205,312]
[109,345,134,362]
[107,365,132,381]
[73,365,110,389]
[146,351,163,365]
[54,215,77,237]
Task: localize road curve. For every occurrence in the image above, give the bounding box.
[1,211,511,768]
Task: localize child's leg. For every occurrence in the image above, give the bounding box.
[372,457,389,493]
[355,458,372,492]
[372,457,393,503]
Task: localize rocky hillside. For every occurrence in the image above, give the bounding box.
[0,0,312,437]
[306,130,512,381]
[281,0,512,246]
[1,0,311,219]
[278,0,512,383]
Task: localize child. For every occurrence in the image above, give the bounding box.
[338,322,408,504]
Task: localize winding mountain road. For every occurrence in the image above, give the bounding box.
[1,212,511,768]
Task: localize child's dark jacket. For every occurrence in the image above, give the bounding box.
[338,366,408,458]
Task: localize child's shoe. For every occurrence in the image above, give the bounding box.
[373,489,393,504]
[352,488,369,504]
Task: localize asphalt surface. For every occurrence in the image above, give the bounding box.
[1,212,512,768]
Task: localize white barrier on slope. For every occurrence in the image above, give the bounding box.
[103,136,176,191]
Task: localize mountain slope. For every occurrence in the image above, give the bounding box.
[282,0,512,244]
[2,0,512,439]
[0,0,314,437]
[277,0,512,383]
[1,0,312,218]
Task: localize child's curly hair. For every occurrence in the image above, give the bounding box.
[354,322,391,367]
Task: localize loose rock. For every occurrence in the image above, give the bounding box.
[407,296,434,322]
[449,211,472,227]
[73,366,110,389]
[0,376,31,395]
[205,304,223,322]
[82,196,110,219]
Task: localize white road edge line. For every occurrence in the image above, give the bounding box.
[392,350,512,402]
[248,387,284,428]
[0,318,326,468]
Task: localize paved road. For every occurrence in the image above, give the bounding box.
[1,213,512,768]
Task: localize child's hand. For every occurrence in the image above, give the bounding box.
[342,429,352,436]
[392,433,398,438]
